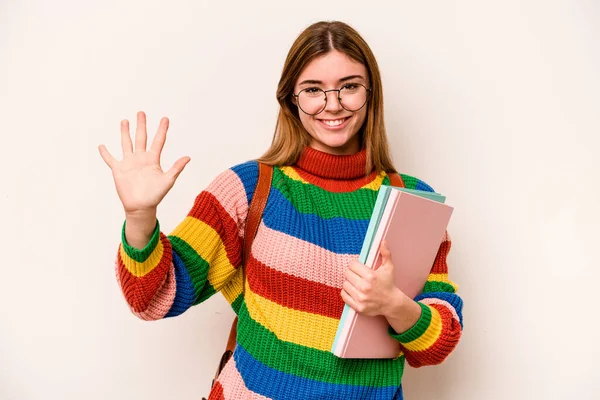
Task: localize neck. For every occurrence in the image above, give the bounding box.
[294,146,370,180]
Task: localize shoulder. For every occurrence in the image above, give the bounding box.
[395,173,437,192]
[229,160,260,193]
[204,161,260,206]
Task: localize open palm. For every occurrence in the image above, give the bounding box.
[98,111,190,214]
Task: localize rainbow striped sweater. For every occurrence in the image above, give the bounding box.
[116,147,463,400]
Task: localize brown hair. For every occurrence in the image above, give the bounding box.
[258,21,397,175]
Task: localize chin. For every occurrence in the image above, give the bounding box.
[322,129,359,146]
[304,115,364,154]
[311,135,360,155]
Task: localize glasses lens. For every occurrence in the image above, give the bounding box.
[340,84,368,112]
[297,89,326,115]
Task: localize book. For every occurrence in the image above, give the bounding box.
[331,185,453,358]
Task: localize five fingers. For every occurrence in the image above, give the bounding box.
[100,112,188,177]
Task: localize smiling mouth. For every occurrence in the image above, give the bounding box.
[318,116,351,127]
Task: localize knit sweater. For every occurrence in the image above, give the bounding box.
[115,147,464,400]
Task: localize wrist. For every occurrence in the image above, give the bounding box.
[124,209,158,250]
[383,288,407,319]
[126,208,156,227]
[121,219,161,263]
[125,208,157,222]
[384,289,423,335]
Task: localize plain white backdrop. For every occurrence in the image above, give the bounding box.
[1,0,599,399]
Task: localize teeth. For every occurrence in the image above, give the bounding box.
[322,118,346,126]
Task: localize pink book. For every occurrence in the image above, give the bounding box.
[332,186,453,358]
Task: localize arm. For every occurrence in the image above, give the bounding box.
[388,230,464,367]
[342,232,463,367]
[115,161,259,320]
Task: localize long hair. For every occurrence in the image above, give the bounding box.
[258,21,397,175]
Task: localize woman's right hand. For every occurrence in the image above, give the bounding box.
[98,111,191,218]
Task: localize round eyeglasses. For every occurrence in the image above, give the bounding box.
[292,83,371,116]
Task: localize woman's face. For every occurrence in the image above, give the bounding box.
[293,50,369,155]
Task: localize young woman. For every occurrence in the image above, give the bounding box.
[99,20,463,400]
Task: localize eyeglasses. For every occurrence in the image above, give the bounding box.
[292,83,371,116]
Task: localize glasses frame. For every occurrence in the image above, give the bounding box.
[292,83,372,116]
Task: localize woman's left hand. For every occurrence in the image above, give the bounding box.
[341,240,405,317]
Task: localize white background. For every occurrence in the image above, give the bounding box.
[1,0,599,399]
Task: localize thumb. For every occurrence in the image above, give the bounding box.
[167,156,191,180]
[380,240,393,268]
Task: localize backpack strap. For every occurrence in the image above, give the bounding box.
[243,162,274,266]
[211,162,273,389]
[388,172,405,188]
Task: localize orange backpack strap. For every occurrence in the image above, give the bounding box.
[211,162,273,389]
[243,162,274,266]
[388,172,405,188]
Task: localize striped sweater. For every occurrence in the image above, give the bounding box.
[116,147,464,400]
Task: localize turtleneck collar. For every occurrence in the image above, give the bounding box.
[294,146,370,180]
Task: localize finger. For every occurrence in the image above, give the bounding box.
[380,240,393,263]
[344,266,365,290]
[347,260,373,280]
[134,111,147,152]
[378,241,396,273]
[166,156,191,180]
[98,145,117,168]
[341,289,362,313]
[121,119,133,154]
[150,117,169,155]
[342,280,364,302]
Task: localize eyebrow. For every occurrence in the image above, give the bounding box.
[298,75,366,86]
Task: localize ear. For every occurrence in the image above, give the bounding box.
[291,94,297,106]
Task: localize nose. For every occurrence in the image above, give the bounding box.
[323,90,343,113]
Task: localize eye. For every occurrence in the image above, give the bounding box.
[304,87,322,94]
[342,83,360,91]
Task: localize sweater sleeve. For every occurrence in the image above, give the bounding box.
[114,161,259,321]
[387,175,464,367]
